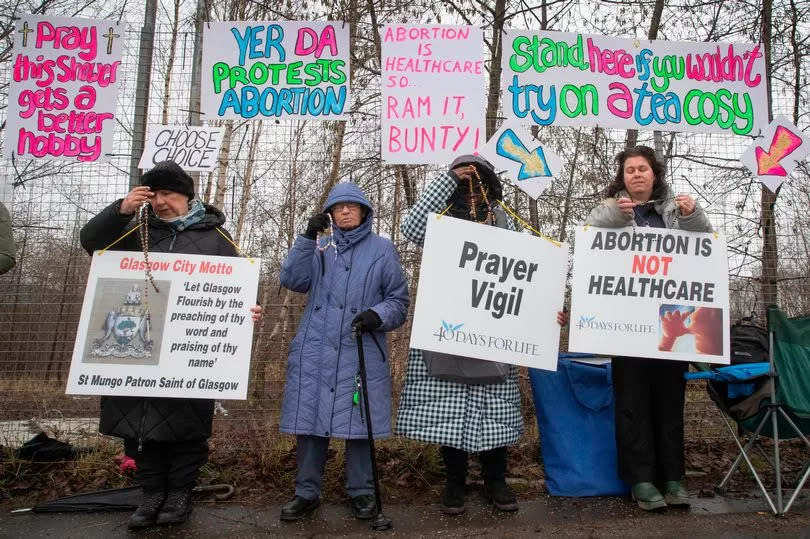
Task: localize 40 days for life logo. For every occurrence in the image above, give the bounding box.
[432,320,542,356]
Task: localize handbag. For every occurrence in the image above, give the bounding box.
[421,350,509,385]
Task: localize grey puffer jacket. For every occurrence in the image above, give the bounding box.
[80,199,237,444]
[585,186,713,232]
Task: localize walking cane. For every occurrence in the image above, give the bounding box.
[352,322,393,531]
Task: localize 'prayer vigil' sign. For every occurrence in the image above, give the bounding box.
[201,21,350,120]
[409,214,567,371]
[569,226,730,364]
[502,31,767,136]
[65,251,261,399]
[5,14,123,162]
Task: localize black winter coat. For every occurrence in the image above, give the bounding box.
[80,199,238,444]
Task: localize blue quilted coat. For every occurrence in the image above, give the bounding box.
[279,183,409,439]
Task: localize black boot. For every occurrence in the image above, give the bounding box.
[480,447,518,512]
[128,489,165,529]
[156,487,193,525]
[280,496,320,521]
[440,446,467,515]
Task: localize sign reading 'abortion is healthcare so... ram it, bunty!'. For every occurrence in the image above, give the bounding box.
[569,226,730,364]
[381,25,485,164]
[502,31,767,136]
[201,21,350,120]
[5,14,124,162]
[409,214,567,371]
[65,251,261,399]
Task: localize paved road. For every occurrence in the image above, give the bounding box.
[2,493,809,538]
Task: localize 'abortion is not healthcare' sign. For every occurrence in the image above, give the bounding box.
[202,21,350,120]
[502,31,767,136]
[569,226,730,364]
[409,214,567,371]
[5,14,123,162]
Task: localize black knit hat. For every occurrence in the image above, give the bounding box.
[141,160,195,199]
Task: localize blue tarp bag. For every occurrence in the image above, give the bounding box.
[529,355,629,496]
[685,362,770,399]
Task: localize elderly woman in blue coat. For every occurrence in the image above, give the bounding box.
[278,182,409,521]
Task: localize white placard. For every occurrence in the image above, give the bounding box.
[201,21,350,120]
[739,115,810,193]
[409,214,567,371]
[65,251,261,399]
[502,30,767,136]
[569,226,730,364]
[381,24,485,164]
[477,123,564,199]
[138,125,224,171]
[5,14,123,162]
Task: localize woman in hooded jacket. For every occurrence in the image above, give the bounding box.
[278,182,409,522]
[80,160,261,529]
[396,154,566,515]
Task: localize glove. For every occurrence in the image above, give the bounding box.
[352,309,382,332]
[303,213,330,239]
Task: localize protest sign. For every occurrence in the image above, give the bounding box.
[65,251,261,399]
[201,21,350,120]
[502,30,767,136]
[477,123,564,199]
[5,14,123,163]
[739,115,810,193]
[138,125,224,171]
[381,24,485,164]
[409,213,567,371]
[569,226,730,364]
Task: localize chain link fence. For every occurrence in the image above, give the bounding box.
[0,3,808,495]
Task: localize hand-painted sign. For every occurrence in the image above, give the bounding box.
[502,31,767,136]
[66,251,261,399]
[138,125,224,172]
[409,213,567,370]
[5,14,123,162]
[201,21,350,120]
[569,226,730,364]
[381,25,485,164]
[739,115,810,192]
[477,123,564,199]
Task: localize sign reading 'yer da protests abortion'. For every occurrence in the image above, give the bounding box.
[65,251,260,399]
[569,226,730,364]
[5,14,123,162]
[409,214,567,371]
[502,31,767,135]
[381,24,485,164]
[202,21,350,120]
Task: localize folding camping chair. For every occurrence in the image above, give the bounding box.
[703,306,810,515]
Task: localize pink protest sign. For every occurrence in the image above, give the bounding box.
[5,14,123,163]
[381,24,485,164]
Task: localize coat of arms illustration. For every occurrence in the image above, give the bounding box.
[90,284,153,358]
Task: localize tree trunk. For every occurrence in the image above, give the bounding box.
[234,121,263,244]
[759,0,778,309]
[212,121,233,210]
[161,0,181,124]
[625,0,664,149]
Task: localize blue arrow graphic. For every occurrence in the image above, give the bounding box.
[496,128,552,180]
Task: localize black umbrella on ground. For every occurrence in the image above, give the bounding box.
[10,485,234,514]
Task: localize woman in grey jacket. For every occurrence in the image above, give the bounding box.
[585,145,712,511]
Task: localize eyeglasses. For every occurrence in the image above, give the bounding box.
[331,202,362,213]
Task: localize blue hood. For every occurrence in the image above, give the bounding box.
[322,182,374,250]
[323,182,374,216]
